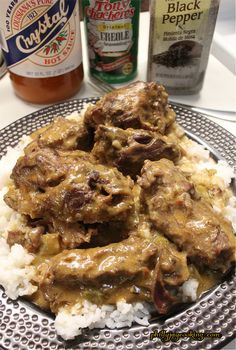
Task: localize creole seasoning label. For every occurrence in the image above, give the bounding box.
[148,0,216,92]
[83,0,140,84]
[0,0,82,78]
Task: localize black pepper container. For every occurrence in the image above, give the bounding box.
[147,0,220,95]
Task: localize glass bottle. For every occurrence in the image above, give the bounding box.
[0,0,84,104]
[148,0,220,95]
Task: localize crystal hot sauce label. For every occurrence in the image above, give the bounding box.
[0,0,82,78]
[83,0,140,83]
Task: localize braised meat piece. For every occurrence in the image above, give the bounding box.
[7,226,44,253]
[52,220,98,250]
[5,147,134,224]
[8,147,96,192]
[42,235,157,286]
[92,125,180,178]
[40,233,190,312]
[152,237,189,314]
[25,117,92,153]
[52,220,131,250]
[84,81,175,134]
[80,221,131,248]
[40,235,157,311]
[138,159,236,272]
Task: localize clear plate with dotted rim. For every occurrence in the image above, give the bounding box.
[0,98,235,350]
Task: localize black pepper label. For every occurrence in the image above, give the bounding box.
[148,0,213,91]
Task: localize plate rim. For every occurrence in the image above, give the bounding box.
[1,98,236,141]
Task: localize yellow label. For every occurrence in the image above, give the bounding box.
[97,23,132,32]
[154,0,211,49]
[122,62,133,75]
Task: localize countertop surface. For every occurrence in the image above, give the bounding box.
[0,10,235,350]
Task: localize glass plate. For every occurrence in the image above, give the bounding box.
[0,99,235,350]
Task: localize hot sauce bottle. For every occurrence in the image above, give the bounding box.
[0,0,84,104]
[82,0,140,84]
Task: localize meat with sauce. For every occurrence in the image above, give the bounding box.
[7,225,44,253]
[51,220,99,249]
[5,147,134,226]
[2,81,235,320]
[25,117,93,153]
[8,147,97,193]
[92,125,180,178]
[152,237,190,314]
[79,221,131,248]
[138,159,236,272]
[84,81,176,134]
[39,233,190,313]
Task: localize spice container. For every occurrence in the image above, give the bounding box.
[82,0,141,84]
[0,0,83,104]
[148,0,220,95]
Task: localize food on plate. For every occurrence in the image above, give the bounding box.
[25,117,93,153]
[41,233,189,315]
[92,125,180,178]
[84,81,175,133]
[5,148,134,224]
[0,81,235,340]
[139,159,235,272]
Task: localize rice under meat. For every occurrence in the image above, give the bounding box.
[0,135,31,188]
[0,238,37,300]
[180,278,199,303]
[55,300,150,340]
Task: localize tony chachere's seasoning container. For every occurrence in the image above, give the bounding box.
[148,0,220,94]
[82,0,141,84]
[0,0,84,104]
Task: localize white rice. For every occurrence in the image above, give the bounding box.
[55,300,150,340]
[186,141,211,162]
[0,135,37,300]
[66,103,92,121]
[0,238,37,299]
[181,139,235,188]
[179,138,236,228]
[0,115,235,339]
[65,110,81,121]
[0,187,15,236]
[0,135,31,188]
[196,159,235,188]
[180,278,199,303]
[224,196,236,232]
[0,133,32,237]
